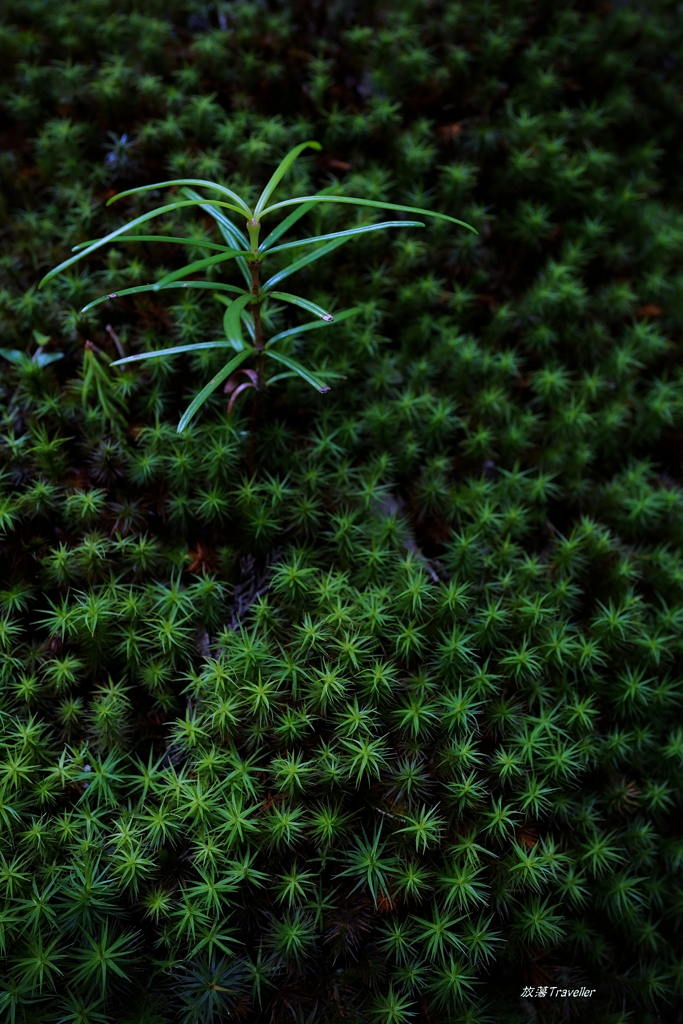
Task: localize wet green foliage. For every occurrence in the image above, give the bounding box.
[1,0,683,1021]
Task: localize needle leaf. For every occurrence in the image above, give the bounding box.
[265,349,330,393]
[267,291,334,322]
[177,348,255,432]
[254,141,322,217]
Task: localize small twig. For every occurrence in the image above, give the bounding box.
[226,546,283,631]
[105,324,125,359]
[374,806,404,820]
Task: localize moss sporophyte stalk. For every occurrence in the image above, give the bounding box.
[40,141,475,433]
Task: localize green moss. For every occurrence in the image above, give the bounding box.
[1,0,683,1021]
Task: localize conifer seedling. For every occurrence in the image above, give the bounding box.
[40,141,475,432]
